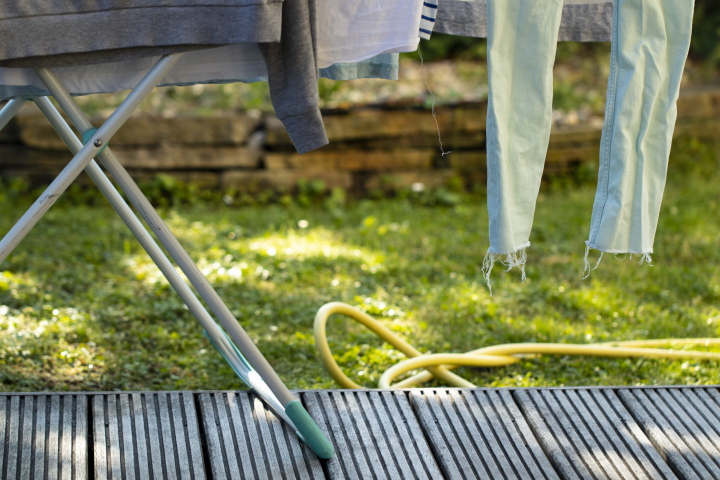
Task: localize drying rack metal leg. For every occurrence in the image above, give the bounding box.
[0,54,182,265]
[32,95,294,427]
[35,70,334,459]
[0,99,26,131]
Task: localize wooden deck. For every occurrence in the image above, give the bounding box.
[1,386,720,479]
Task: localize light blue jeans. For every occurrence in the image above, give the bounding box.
[585,0,694,274]
[483,0,694,290]
[483,0,564,292]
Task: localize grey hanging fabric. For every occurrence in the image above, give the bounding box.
[424,0,613,41]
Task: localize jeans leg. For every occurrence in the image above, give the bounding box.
[585,0,694,273]
[484,0,564,292]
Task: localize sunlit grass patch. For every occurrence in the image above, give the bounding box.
[1,140,719,391]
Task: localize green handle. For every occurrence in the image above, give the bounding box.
[285,400,334,459]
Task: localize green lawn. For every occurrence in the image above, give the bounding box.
[1,138,719,392]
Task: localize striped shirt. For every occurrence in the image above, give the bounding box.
[419,0,438,40]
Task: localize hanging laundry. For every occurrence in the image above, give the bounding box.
[315,0,424,68]
[584,0,695,273]
[482,0,564,293]
[428,0,613,42]
[0,0,427,154]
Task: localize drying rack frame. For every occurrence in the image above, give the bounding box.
[0,54,334,460]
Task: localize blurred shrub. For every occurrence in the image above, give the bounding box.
[691,0,720,66]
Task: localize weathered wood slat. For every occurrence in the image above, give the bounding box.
[61,396,74,480]
[0,396,6,475]
[75,396,88,480]
[130,393,149,480]
[304,390,442,480]
[235,394,270,480]
[515,388,677,480]
[578,389,675,480]
[6,395,21,480]
[0,395,87,480]
[33,396,47,480]
[93,393,205,480]
[198,391,324,480]
[618,388,720,479]
[18,393,33,479]
[410,389,558,480]
[655,389,720,470]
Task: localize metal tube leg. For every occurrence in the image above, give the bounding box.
[0,99,26,132]
[32,97,246,372]
[37,67,335,459]
[33,96,295,426]
[38,69,297,407]
[0,55,182,265]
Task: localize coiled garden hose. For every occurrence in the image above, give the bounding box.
[314,302,720,389]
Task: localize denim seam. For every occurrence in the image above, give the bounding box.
[589,0,620,246]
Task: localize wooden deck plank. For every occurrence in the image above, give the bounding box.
[232,393,269,480]
[516,388,684,480]
[93,396,108,480]
[304,391,357,479]
[107,395,123,479]
[33,396,47,480]
[0,395,88,480]
[552,389,624,478]
[683,389,720,452]
[655,389,720,470]
[253,396,295,480]
[181,392,205,480]
[385,391,444,479]
[157,393,179,480]
[485,390,560,480]
[131,393,150,480]
[617,389,707,480]
[61,396,74,480]
[619,388,720,479]
[450,390,518,478]
[19,395,33,479]
[303,390,442,480]
[169,393,191,480]
[92,393,204,480]
[197,393,227,480]
[410,389,557,480]
[0,397,6,477]
[48,395,61,479]
[143,393,166,479]
[355,392,403,479]
[6,395,20,480]
[198,391,323,480]
[75,395,88,480]
[581,389,675,480]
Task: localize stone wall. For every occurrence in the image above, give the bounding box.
[1,85,719,193]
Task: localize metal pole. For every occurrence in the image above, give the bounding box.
[37,67,298,407]
[33,96,294,423]
[32,97,248,375]
[0,55,182,264]
[0,99,26,132]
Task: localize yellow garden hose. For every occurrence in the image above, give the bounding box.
[314,302,720,389]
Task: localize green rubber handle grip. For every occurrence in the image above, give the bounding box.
[285,400,334,459]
